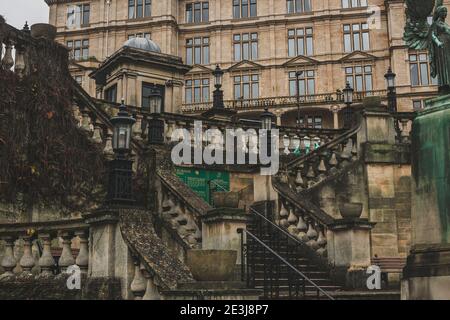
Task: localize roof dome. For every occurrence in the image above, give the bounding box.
[123,37,161,53]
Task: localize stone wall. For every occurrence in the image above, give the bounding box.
[366,164,412,258]
[0,275,122,300]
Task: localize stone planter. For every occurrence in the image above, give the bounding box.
[339,203,363,219]
[186,250,237,281]
[31,24,57,41]
[212,192,239,208]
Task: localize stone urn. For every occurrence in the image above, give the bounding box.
[339,202,363,219]
[31,23,57,41]
[212,192,239,208]
[186,250,237,281]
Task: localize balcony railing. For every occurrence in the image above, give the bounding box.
[181,90,389,113]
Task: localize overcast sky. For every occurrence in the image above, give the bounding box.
[1,0,49,29]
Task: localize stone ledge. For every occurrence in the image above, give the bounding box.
[403,244,450,278]
[328,218,376,231]
[363,143,411,164]
[202,208,251,224]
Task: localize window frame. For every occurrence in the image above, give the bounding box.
[345,65,373,92]
[128,0,152,19]
[409,52,438,87]
[67,39,89,61]
[343,22,370,52]
[341,0,368,9]
[287,27,314,57]
[233,32,258,61]
[233,0,257,19]
[186,1,209,23]
[286,0,312,14]
[185,36,210,65]
[185,76,211,104]
[289,70,316,96]
[233,73,260,100]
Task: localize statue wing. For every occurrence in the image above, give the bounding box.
[404,0,436,50]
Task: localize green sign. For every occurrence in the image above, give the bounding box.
[175,167,230,204]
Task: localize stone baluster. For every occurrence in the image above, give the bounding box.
[340,139,351,165]
[133,114,143,141]
[91,122,103,144]
[38,233,55,276]
[58,232,74,273]
[295,168,304,192]
[142,270,160,300]
[1,236,17,276]
[296,213,308,242]
[287,208,298,235]
[316,227,327,257]
[293,135,300,153]
[400,119,410,143]
[75,230,89,273]
[103,129,114,156]
[165,122,174,141]
[130,260,146,300]
[279,202,289,227]
[328,150,338,172]
[19,236,35,274]
[317,156,327,179]
[306,161,316,187]
[81,110,92,132]
[283,135,290,155]
[306,220,319,250]
[1,41,14,70]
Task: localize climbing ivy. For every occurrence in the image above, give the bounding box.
[0,39,106,213]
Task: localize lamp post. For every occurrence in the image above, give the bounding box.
[107,100,136,206]
[385,67,397,113]
[212,65,225,109]
[296,71,304,127]
[261,107,275,158]
[148,87,164,144]
[342,82,354,129]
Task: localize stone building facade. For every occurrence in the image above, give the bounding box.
[45,0,444,127]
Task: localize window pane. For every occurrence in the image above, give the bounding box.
[252,42,258,59]
[410,64,419,85]
[365,74,372,91]
[194,87,201,102]
[129,0,135,18]
[203,2,209,21]
[137,0,143,18]
[297,38,305,55]
[306,37,313,55]
[288,38,296,56]
[186,47,193,65]
[307,79,315,94]
[203,46,209,64]
[344,34,352,52]
[287,0,295,13]
[234,43,241,61]
[145,0,151,16]
[353,33,360,51]
[362,32,370,50]
[252,82,259,98]
[299,80,306,96]
[234,84,241,99]
[243,83,250,99]
[420,63,429,85]
[289,80,296,96]
[243,42,249,60]
[186,4,193,22]
[304,0,311,12]
[194,47,201,64]
[355,75,363,91]
[186,88,192,103]
[194,3,201,22]
[250,0,257,17]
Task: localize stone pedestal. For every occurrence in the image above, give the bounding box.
[328,218,375,289]
[83,207,134,299]
[402,94,450,300]
[201,208,251,265]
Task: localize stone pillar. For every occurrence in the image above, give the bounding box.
[201,208,251,265]
[328,218,375,288]
[83,208,134,299]
[402,94,450,300]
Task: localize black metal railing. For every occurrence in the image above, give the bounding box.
[238,228,334,300]
[248,206,331,271]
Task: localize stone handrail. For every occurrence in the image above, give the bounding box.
[181,90,389,113]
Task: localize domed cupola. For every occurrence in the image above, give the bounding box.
[123,37,161,53]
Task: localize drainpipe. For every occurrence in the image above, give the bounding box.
[105,0,111,59]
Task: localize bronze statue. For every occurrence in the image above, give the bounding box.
[404,0,450,94]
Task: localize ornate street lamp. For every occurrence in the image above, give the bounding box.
[107,100,136,206]
[342,82,354,129]
[385,67,397,113]
[111,100,136,155]
[212,65,225,109]
[147,88,165,144]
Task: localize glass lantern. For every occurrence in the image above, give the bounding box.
[110,102,136,154]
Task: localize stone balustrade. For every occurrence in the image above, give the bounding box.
[0,219,89,277]
[160,187,202,249]
[276,200,328,258]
